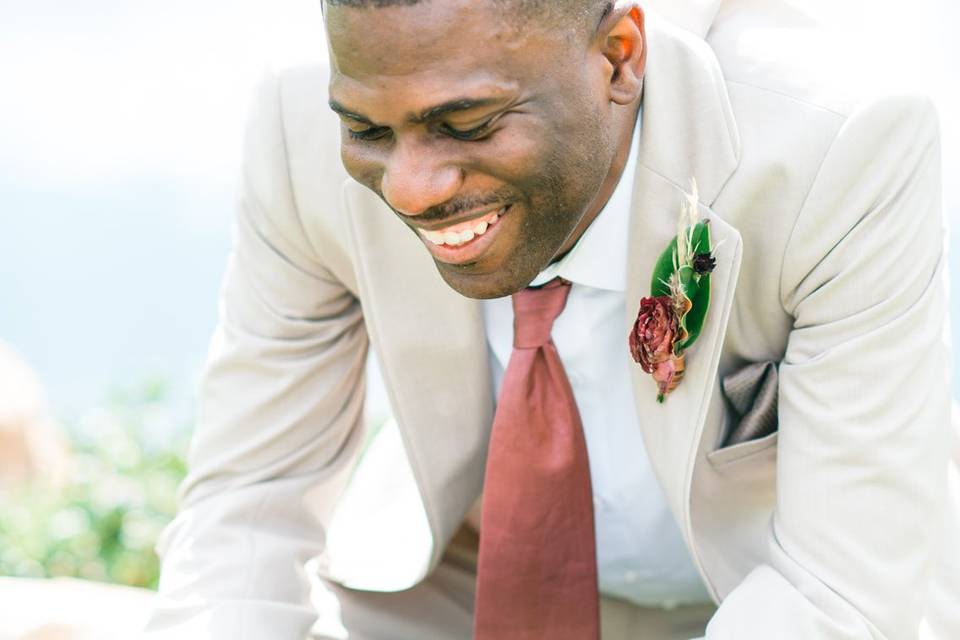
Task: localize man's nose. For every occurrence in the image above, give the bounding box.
[380,140,463,217]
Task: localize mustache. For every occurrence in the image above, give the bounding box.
[407,188,517,225]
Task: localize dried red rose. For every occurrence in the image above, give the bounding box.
[629,296,678,369]
[629,295,684,400]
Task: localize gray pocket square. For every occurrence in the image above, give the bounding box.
[719,360,779,448]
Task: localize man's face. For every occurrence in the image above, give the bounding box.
[326,1,619,299]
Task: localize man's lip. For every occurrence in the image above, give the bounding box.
[412,203,509,233]
[419,204,512,266]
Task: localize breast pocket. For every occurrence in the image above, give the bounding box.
[707,360,780,468]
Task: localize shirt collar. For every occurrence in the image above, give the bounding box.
[529,108,642,293]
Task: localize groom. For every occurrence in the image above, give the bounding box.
[147,0,960,638]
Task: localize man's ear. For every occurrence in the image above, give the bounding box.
[600,6,646,105]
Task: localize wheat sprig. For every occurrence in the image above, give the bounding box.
[675,178,700,269]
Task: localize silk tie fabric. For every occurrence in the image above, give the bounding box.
[474,278,599,640]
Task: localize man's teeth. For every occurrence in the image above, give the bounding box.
[423,208,504,247]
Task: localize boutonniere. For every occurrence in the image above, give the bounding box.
[629,181,717,403]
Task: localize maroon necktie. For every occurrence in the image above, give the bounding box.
[474,278,599,639]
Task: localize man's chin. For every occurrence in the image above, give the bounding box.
[435,263,533,300]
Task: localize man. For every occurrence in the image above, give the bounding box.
[146,0,960,638]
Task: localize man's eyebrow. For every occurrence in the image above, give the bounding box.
[328,100,375,125]
[410,97,505,124]
[328,97,506,126]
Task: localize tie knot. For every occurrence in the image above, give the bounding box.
[511,278,571,348]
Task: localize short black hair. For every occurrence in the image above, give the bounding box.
[323,0,613,38]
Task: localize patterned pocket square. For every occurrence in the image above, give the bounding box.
[719,360,779,448]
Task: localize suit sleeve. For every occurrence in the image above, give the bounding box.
[704,96,953,639]
[143,71,368,639]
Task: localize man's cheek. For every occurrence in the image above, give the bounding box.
[475,134,551,186]
[339,144,383,194]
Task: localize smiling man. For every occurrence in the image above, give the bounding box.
[146,1,960,639]
[325,0,642,300]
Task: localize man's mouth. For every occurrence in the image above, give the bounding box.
[414,205,512,266]
[417,206,507,247]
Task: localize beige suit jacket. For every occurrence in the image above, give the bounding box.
[146,7,960,639]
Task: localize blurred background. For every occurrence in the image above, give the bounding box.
[0,0,330,603]
[0,0,957,622]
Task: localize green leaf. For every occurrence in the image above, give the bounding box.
[688,222,710,260]
[650,222,711,296]
[677,223,712,351]
[678,272,710,350]
[645,221,714,353]
[650,237,678,297]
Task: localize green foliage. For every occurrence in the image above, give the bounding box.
[0,380,189,590]
[649,221,712,352]
[678,270,711,351]
[650,237,679,299]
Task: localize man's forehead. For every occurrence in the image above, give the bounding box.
[324,0,540,79]
[325,2,542,116]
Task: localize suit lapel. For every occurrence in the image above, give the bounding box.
[624,20,743,533]
[342,180,494,571]
[624,172,743,530]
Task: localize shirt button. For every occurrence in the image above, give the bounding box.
[592,495,601,508]
[568,373,582,387]
[624,570,638,583]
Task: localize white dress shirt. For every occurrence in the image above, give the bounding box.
[481,113,712,608]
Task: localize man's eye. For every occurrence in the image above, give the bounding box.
[440,121,492,141]
[347,126,390,141]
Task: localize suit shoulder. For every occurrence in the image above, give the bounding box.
[273,61,342,140]
[268,60,345,173]
[708,2,939,208]
[707,2,935,121]
[242,61,357,288]
[276,62,356,278]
